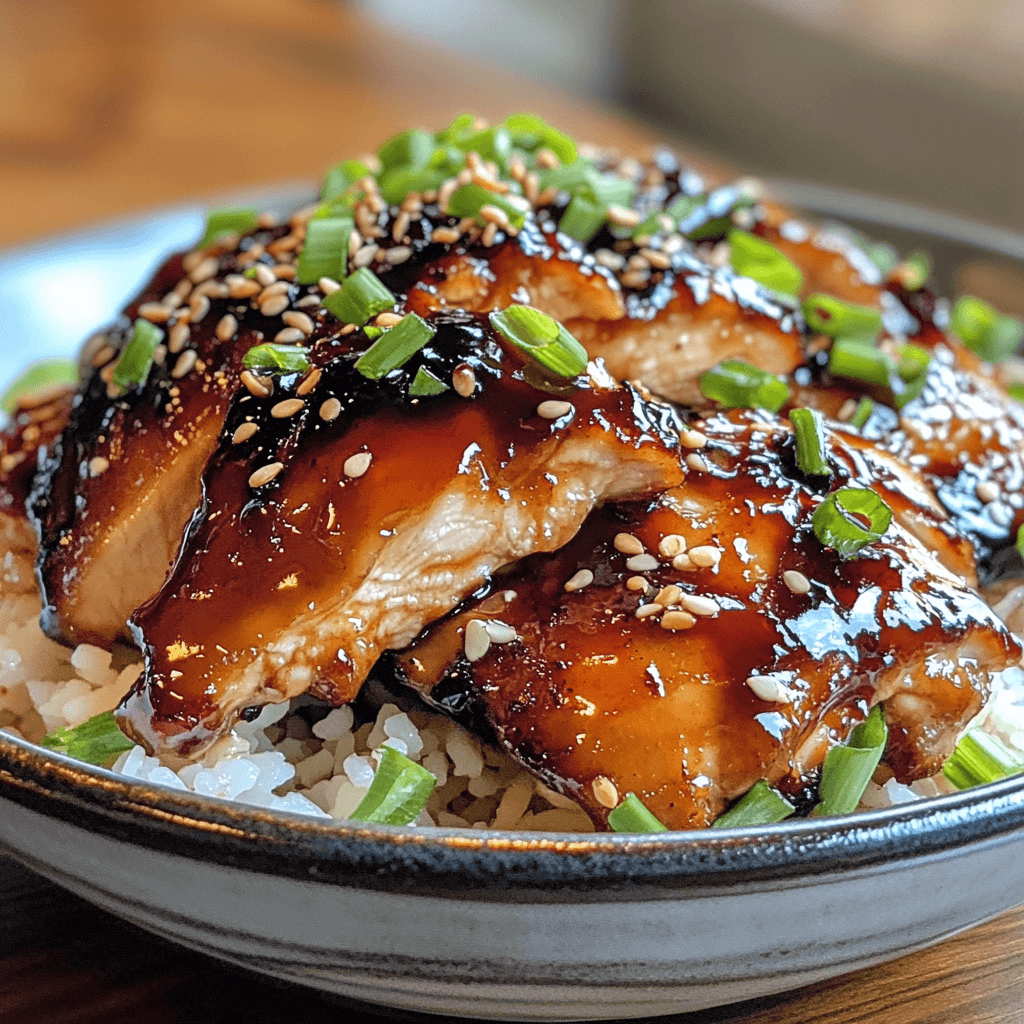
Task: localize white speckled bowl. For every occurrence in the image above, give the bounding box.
[1,186,1023,1020]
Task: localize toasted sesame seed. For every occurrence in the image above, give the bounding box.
[189,293,210,323]
[182,250,204,274]
[746,675,793,703]
[271,398,304,419]
[689,546,722,568]
[837,399,857,422]
[594,249,626,271]
[240,371,273,398]
[318,276,341,295]
[452,364,476,397]
[319,397,342,421]
[249,462,283,488]
[626,554,660,572]
[385,245,413,265]
[606,205,641,228]
[259,281,290,299]
[432,226,461,245]
[227,274,261,299]
[91,344,115,368]
[391,211,411,243]
[614,533,644,556]
[296,368,322,396]
[272,263,298,280]
[783,570,811,595]
[672,552,695,571]
[640,247,671,270]
[977,480,1000,504]
[138,302,171,323]
[88,456,109,477]
[216,314,238,342]
[195,280,229,299]
[189,256,219,284]
[686,453,710,473]
[481,222,498,247]
[658,534,686,558]
[635,602,662,619]
[254,264,277,286]
[679,594,719,617]
[537,400,573,420]
[343,452,372,478]
[232,422,259,444]
[619,270,650,290]
[591,775,619,809]
[661,610,696,630]
[352,244,379,269]
[564,569,594,593]
[274,327,305,344]
[679,428,708,450]
[483,620,517,644]
[295,295,321,309]
[654,585,683,607]
[464,619,491,662]
[374,311,403,328]
[282,310,315,335]
[152,344,167,367]
[171,350,197,379]
[260,294,290,317]
[479,204,512,231]
[172,278,193,301]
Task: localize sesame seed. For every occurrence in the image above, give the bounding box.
[658,534,686,558]
[189,256,219,284]
[216,314,238,342]
[661,610,696,630]
[189,294,210,323]
[260,294,290,317]
[626,554,660,572]
[271,398,304,419]
[391,211,411,242]
[88,456,109,477]
[606,205,641,228]
[319,277,341,295]
[343,452,372,478]
[172,278,193,301]
[746,675,793,703]
[138,302,171,323]
[614,532,644,555]
[254,264,277,286]
[195,280,229,300]
[625,575,648,592]
[977,480,1000,504]
[181,250,204,274]
[319,397,342,421]
[274,327,305,344]
[295,295,321,309]
[232,422,258,444]
[635,602,662,619]
[352,244,379,269]
[783,570,811,595]
[619,270,650,290]
[483,620,518,644]
[249,462,284,488]
[259,281,290,299]
[296,368,322,396]
[679,594,719,617]
[374,311,403,328]
[591,775,619,809]
[241,373,273,400]
[688,546,722,568]
[452,365,476,397]
[641,247,671,270]
[272,263,298,280]
[91,344,115,368]
[537,400,573,420]
[171,351,197,379]
[479,204,512,231]
[672,552,695,571]
[481,222,498,247]
[837,399,857,422]
[227,275,261,299]
[564,569,594,593]
[686,453,710,473]
[464,619,491,662]
[679,428,708,450]
[282,310,315,335]
[432,226,461,245]
[654,585,682,607]
[385,245,413,265]
[152,344,167,367]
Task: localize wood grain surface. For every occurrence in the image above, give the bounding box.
[1,1,1023,1022]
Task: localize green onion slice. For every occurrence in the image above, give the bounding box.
[537,160,599,196]
[377,166,448,205]
[712,780,795,829]
[558,194,607,243]
[828,338,893,388]
[728,230,804,296]
[891,342,931,409]
[581,174,634,211]
[802,294,882,338]
[459,125,512,169]
[41,710,134,766]
[943,730,1023,791]
[812,487,892,558]
[899,251,931,290]
[354,313,436,380]
[320,159,371,203]
[409,366,449,396]
[488,306,588,378]
[698,360,791,413]
[503,113,577,164]
[322,268,396,326]
[377,128,435,172]
[633,194,703,240]
[608,792,668,833]
[0,359,77,414]
[198,207,258,248]
[790,407,831,477]
[296,216,351,285]
[348,745,437,825]
[1009,384,1024,404]
[437,113,477,146]
[862,241,898,276]
[445,183,526,230]
[1017,523,1024,560]
[112,319,163,393]
[951,295,1024,363]
[815,705,888,816]
[242,343,311,374]
[848,397,875,430]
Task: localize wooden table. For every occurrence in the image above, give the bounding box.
[1,1,1023,1021]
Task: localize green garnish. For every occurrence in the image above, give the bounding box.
[951,295,1023,363]
[242,343,311,374]
[377,166,448,205]
[408,366,449,396]
[377,128,436,173]
[899,251,931,290]
[319,159,371,203]
[1010,384,1024,403]
[295,215,351,285]
[322,268,396,326]
[802,294,882,338]
[558,193,607,243]
[890,342,931,409]
[41,710,134,767]
[698,360,791,413]
[862,242,898,275]
[790,407,831,477]
[198,207,258,248]
[828,338,893,388]
[348,746,437,825]
[712,780,795,829]
[848,397,875,430]
[815,705,888,817]
[445,183,526,230]
[354,313,436,380]
[458,125,513,170]
[812,487,893,558]
[943,730,1024,790]
[1017,523,1024,559]
[728,230,804,296]
[607,792,668,833]
[112,319,163,393]
[0,359,77,414]
[503,113,577,164]
[488,306,588,377]
[632,194,703,240]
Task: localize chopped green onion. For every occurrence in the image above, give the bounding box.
[0,359,77,414]
[295,215,351,285]
[558,194,607,243]
[790,407,831,477]
[320,159,370,203]
[363,325,385,341]
[322,268,396,326]
[437,113,477,146]
[951,295,1024,363]
[828,338,893,388]
[348,745,437,825]
[633,194,703,239]
[848,397,875,430]
[409,366,449,396]
[943,730,1023,790]
[354,313,436,380]
[698,360,791,413]
[728,230,804,296]
[41,710,134,766]
[445,183,526,230]
[815,705,888,816]
[862,242,898,276]
[802,294,882,338]
[242,343,310,374]
[712,780,795,829]
[1010,384,1024,404]
[812,487,893,558]
[503,113,577,164]
[488,306,588,378]
[537,160,599,196]
[680,185,752,241]
[580,174,634,211]
[1018,523,1024,559]
[608,792,668,833]
[112,319,163,393]
[891,343,931,409]
[198,207,258,248]
[377,166,448,205]
[376,128,435,172]
[458,125,512,169]
[899,251,931,290]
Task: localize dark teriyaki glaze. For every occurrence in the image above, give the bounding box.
[394,410,1020,830]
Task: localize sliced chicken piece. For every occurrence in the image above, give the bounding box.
[395,410,1019,831]
[118,310,684,757]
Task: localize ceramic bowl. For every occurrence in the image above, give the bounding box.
[1,186,1023,1021]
